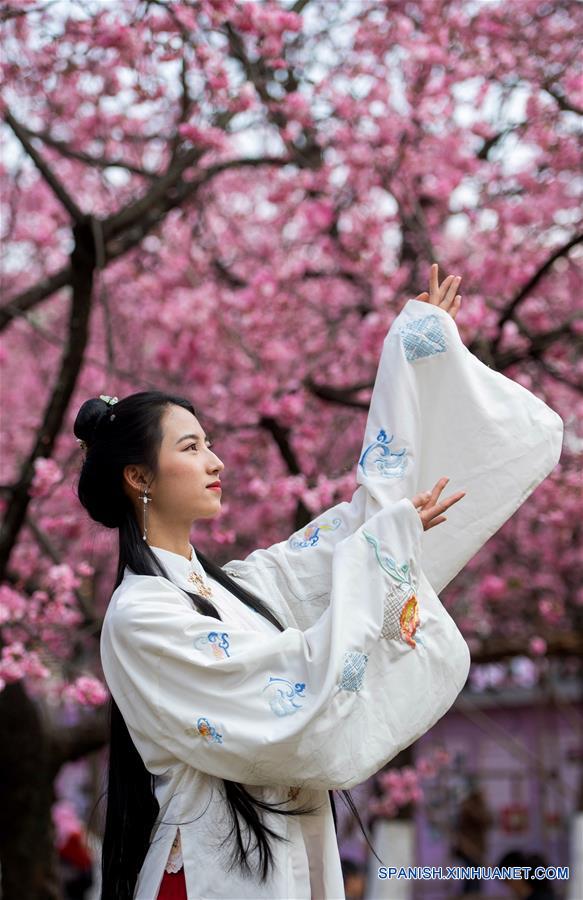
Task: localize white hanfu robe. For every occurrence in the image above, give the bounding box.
[99,298,563,900]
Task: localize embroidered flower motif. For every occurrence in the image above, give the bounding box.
[288,517,342,550]
[263,676,306,716]
[359,429,408,480]
[193,630,231,659]
[363,531,423,648]
[382,583,423,648]
[399,595,421,648]
[185,716,224,743]
[338,650,368,692]
[398,314,447,362]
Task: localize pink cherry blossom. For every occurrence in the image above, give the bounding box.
[63,675,108,707]
[478,574,507,601]
[529,636,548,657]
[0,585,27,624]
[29,457,63,498]
[0,0,579,712]
[52,800,84,848]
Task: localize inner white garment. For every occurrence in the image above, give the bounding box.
[149,542,308,879]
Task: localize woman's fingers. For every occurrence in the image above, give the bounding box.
[425,515,447,530]
[442,276,462,310]
[415,477,466,530]
[429,478,466,513]
[426,264,462,317]
[437,489,466,512]
[438,274,458,304]
[430,263,439,299]
[438,274,455,303]
[412,489,433,508]
[427,475,449,505]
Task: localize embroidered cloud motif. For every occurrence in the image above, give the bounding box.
[263,676,306,717]
[193,631,231,659]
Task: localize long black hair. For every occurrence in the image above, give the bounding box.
[74,390,377,899]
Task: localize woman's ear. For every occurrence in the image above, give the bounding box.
[122,464,149,494]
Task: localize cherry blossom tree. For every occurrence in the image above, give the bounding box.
[1,0,581,894]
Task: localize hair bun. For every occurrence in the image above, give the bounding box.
[73,397,111,446]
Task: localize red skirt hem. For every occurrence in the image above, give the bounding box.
[157,866,187,900]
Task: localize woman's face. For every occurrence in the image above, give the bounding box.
[143,404,225,525]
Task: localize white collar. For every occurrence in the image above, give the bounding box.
[149,542,207,589]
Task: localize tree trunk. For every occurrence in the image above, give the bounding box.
[0,682,62,899]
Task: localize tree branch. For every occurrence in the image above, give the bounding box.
[0,1,59,22]
[25,515,100,633]
[258,414,313,530]
[0,216,96,579]
[4,111,85,222]
[304,376,370,409]
[470,630,583,664]
[490,231,583,355]
[18,124,158,179]
[1,155,292,332]
[222,21,323,170]
[489,313,583,373]
[543,80,583,116]
[0,267,72,331]
[49,706,109,774]
[535,355,583,393]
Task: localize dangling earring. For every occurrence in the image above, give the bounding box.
[139,484,151,541]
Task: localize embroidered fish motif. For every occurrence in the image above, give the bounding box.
[398,314,447,362]
[288,517,342,550]
[338,650,368,692]
[359,429,408,480]
[263,676,306,716]
[193,631,231,660]
[185,716,224,743]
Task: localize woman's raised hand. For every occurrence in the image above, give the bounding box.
[411,477,466,531]
[414,263,462,320]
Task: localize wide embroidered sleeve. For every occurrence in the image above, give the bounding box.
[224,298,563,615]
[367,299,564,595]
[100,495,470,791]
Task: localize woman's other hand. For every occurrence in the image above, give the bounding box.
[414,263,462,320]
[411,477,466,531]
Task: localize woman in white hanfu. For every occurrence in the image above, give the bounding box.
[74,265,563,900]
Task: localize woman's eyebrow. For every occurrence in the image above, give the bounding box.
[175,433,211,445]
